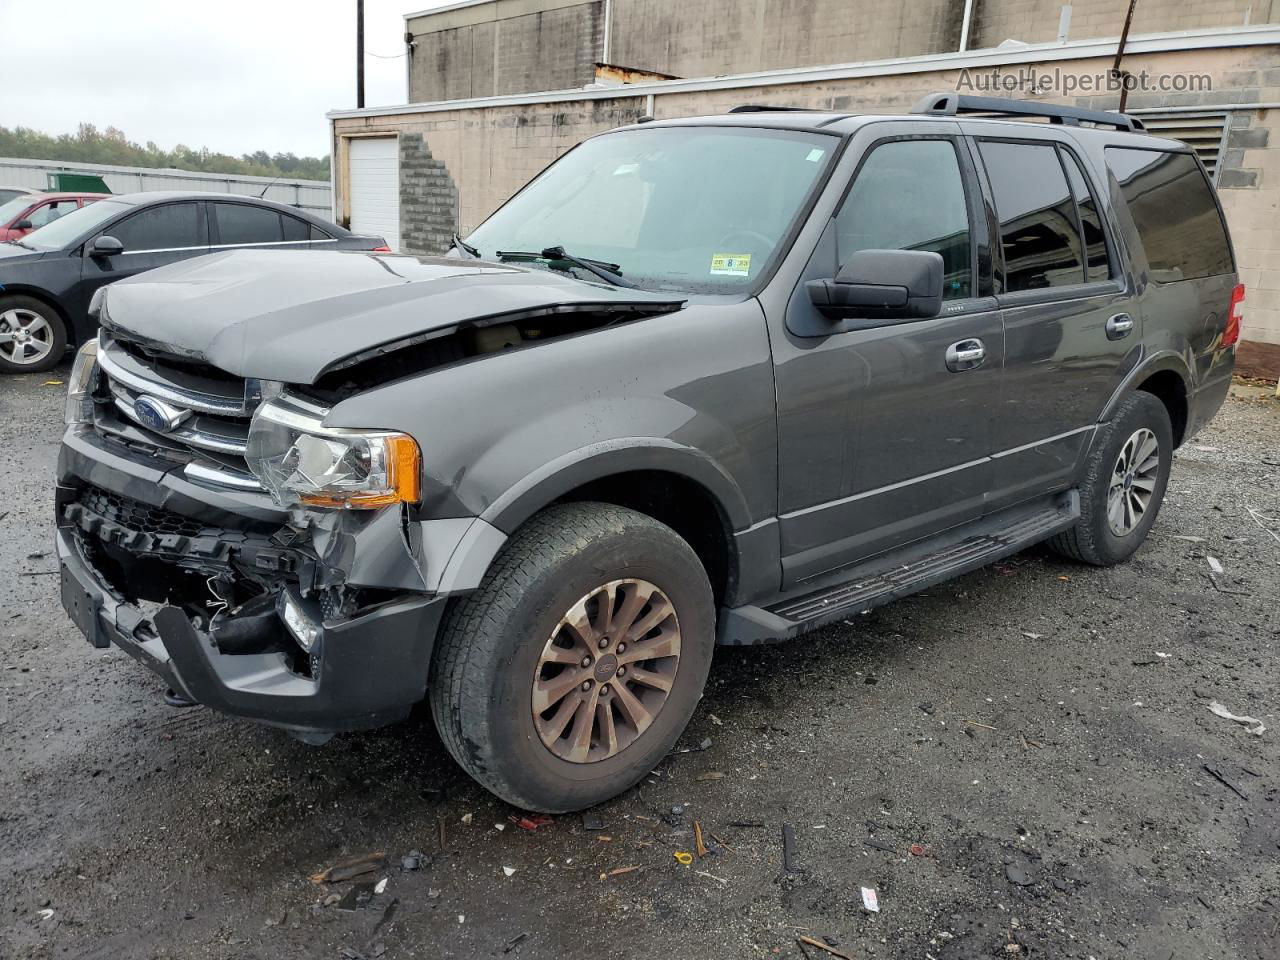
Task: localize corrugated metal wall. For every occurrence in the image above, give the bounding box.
[0,157,331,216]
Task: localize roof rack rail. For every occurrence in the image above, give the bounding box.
[728,104,818,113]
[910,92,1145,132]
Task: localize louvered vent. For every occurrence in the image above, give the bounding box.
[1134,112,1230,182]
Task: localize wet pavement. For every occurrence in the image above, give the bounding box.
[2,365,1278,959]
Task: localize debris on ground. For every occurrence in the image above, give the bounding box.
[674,851,693,866]
[512,814,552,831]
[503,932,529,953]
[37,908,54,921]
[798,934,855,959]
[695,771,725,781]
[1005,862,1036,886]
[694,821,709,857]
[1206,556,1225,575]
[373,878,388,895]
[917,701,936,715]
[599,865,641,880]
[861,887,880,912]
[696,870,727,884]
[782,823,799,873]
[709,831,736,854]
[310,853,388,885]
[1208,700,1266,735]
[400,850,426,871]
[1202,763,1249,800]
[336,882,377,911]
[581,814,605,831]
[503,866,516,877]
[865,838,896,854]
[909,843,926,857]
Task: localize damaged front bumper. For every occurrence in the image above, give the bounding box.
[56,426,455,735]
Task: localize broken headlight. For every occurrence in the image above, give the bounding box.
[64,337,100,425]
[245,395,420,509]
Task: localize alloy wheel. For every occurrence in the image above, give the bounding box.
[1107,427,1159,536]
[0,308,55,366]
[532,578,681,764]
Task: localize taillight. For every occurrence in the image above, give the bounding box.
[1224,283,1244,347]
[371,244,391,253]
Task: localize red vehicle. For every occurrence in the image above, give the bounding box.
[0,192,109,243]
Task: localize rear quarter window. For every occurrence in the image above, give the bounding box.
[1105,147,1233,282]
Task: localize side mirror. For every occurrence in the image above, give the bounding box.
[12,219,32,232]
[87,235,124,258]
[807,249,944,322]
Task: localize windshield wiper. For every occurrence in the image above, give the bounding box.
[451,233,480,258]
[496,246,639,289]
[9,239,36,250]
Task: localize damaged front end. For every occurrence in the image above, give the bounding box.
[56,332,449,737]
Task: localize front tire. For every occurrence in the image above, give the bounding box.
[1049,390,1173,566]
[0,295,67,373]
[429,502,715,812]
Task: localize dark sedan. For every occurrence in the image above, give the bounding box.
[0,192,386,372]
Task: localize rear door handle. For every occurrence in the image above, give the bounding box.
[1106,313,1134,340]
[945,338,985,372]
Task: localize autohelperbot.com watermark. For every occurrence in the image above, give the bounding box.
[956,67,1212,97]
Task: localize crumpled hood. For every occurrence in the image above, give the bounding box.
[102,249,684,383]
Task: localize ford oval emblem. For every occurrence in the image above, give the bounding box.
[133,395,191,433]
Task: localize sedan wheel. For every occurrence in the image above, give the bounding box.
[0,308,55,367]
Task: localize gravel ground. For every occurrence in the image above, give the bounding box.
[2,365,1278,960]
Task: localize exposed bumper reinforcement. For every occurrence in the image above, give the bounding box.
[57,525,447,734]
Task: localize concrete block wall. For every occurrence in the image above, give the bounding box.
[406,0,1279,102]
[399,133,460,256]
[609,0,964,78]
[409,0,602,102]
[336,45,1280,343]
[972,0,1266,48]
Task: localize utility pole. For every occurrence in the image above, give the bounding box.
[356,0,366,109]
[1111,0,1139,112]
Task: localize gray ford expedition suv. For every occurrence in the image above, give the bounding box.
[56,94,1241,811]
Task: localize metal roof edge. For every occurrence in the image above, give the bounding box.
[330,24,1280,121]
[403,0,496,20]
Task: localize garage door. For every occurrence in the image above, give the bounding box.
[348,137,400,251]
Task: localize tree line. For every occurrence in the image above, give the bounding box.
[0,124,330,182]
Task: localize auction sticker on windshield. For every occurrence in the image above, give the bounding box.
[710,253,751,276]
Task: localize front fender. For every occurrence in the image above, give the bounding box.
[479,436,753,534]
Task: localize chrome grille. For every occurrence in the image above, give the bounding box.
[95,334,264,492]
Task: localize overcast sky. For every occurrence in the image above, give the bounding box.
[0,0,449,159]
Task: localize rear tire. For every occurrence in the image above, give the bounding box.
[1048,391,1173,566]
[0,294,67,373]
[429,502,716,812]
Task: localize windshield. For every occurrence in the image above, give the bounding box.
[19,199,129,250]
[466,126,836,293]
[0,196,33,226]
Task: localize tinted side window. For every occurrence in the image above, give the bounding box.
[281,215,309,242]
[310,224,331,241]
[1060,151,1110,283]
[111,203,203,251]
[214,204,284,245]
[1106,147,1232,281]
[979,141,1084,291]
[836,139,972,300]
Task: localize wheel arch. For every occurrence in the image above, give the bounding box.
[1099,351,1192,448]
[477,441,751,608]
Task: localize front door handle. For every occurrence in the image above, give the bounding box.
[1106,313,1134,340]
[946,338,985,372]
